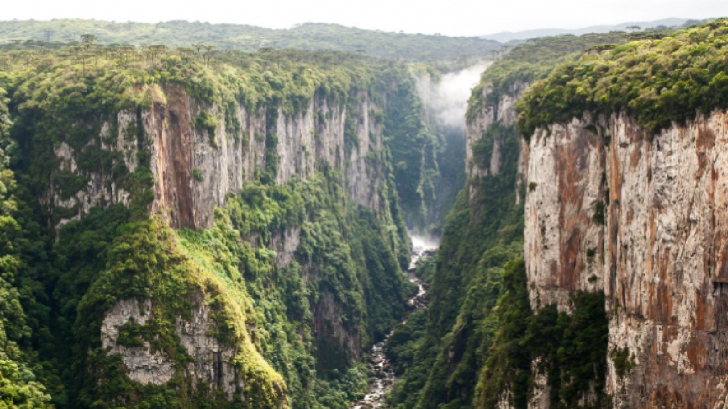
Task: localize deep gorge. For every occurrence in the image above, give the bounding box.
[1,17,728,409]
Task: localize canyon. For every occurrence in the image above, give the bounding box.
[1,17,727,409]
[351,235,434,409]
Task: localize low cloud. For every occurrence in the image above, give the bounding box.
[417,63,490,129]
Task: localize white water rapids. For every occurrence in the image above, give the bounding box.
[350,234,438,409]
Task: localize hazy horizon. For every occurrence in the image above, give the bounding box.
[3,0,727,37]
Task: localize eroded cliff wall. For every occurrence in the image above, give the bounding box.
[466,81,528,180]
[526,110,728,408]
[4,50,414,409]
[517,20,728,408]
[50,84,384,231]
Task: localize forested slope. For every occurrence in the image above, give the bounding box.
[385,29,656,409]
[0,69,52,408]
[0,44,439,408]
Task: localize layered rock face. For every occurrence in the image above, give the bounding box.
[525,110,728,408]
[524,113,606,310]
[465,83,528,206]
[51,85,384,230]
[100,297,255,400]
[46,83,390,403]
[465,81,528,180]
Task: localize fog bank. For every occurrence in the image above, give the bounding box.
[416,62,491,129]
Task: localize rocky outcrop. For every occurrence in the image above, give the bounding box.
[49,85,386,230]
[465,81,528,180]
[528,358,551,409]
[524,113,606,310]
[175,300,245,400]
[101,299,175,385]
[465,82,529,208]
[101,297,250,399]
[524,109,728,408]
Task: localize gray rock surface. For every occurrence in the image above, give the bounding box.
[524,110,728,408]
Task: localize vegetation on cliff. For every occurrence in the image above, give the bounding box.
[386,116,524,409]
[0,75,51,408]
[0,40,418,408]
[384,74,439,232]
[466,30,668,120]
[475,266,609,409]
[386,29,641,409]
[0,39,443,235]
[518,18,728,138]
[3,15,712,408]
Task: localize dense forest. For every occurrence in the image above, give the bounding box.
[0,20,500,61]
[383,27,675,409]
[0,39,451,408]
[2,14,728,409]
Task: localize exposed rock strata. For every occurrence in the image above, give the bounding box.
[524,110,728,408]
[49,85,386,230]
[59,83,391,400]
[175,301,244,399]
[101,298,250,399]
[101,299,174,386]
[465,81,528,180]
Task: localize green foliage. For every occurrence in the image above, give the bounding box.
[390,26,635,402]
[387,121,523,409]
[115,318,146,348]
[430,125,467,236]
[517,19,728,138]
[343,111,359,158]
[526,292,609,409]
[474,259,532,409]
[382,76,438,232]
[0,76,52,408]
[195,111,219,149]
[610,347,635,379]
[34,160,409,409]
[192,167,203,181]
[471,121,512,170]
[476,263,610,409]
[593,200,606,225]
[52,170,86,199]
[51,211,287,409]
[178,169,410,409]
[0,20,500,61]
[1,37,443,236]
[467,31,661,120]
[0,26,446,409]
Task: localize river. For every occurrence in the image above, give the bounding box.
[350,235,438,409]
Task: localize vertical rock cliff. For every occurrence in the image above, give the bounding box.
[385,31,646,409]
[525,110,728,408]
[48,85,384,231]
[2,50,419,408]
[518,20,728,409]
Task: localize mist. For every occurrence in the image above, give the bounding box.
[416,62,491,129]
[410,232,440,251]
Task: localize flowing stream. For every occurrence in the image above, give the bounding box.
[350,235,438,409]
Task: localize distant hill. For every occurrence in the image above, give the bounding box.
[0,19,500,61]
[482,18,690,42]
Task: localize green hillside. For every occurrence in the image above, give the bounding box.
[0,19,500,61]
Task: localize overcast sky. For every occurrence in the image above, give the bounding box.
[3,0,727,37]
